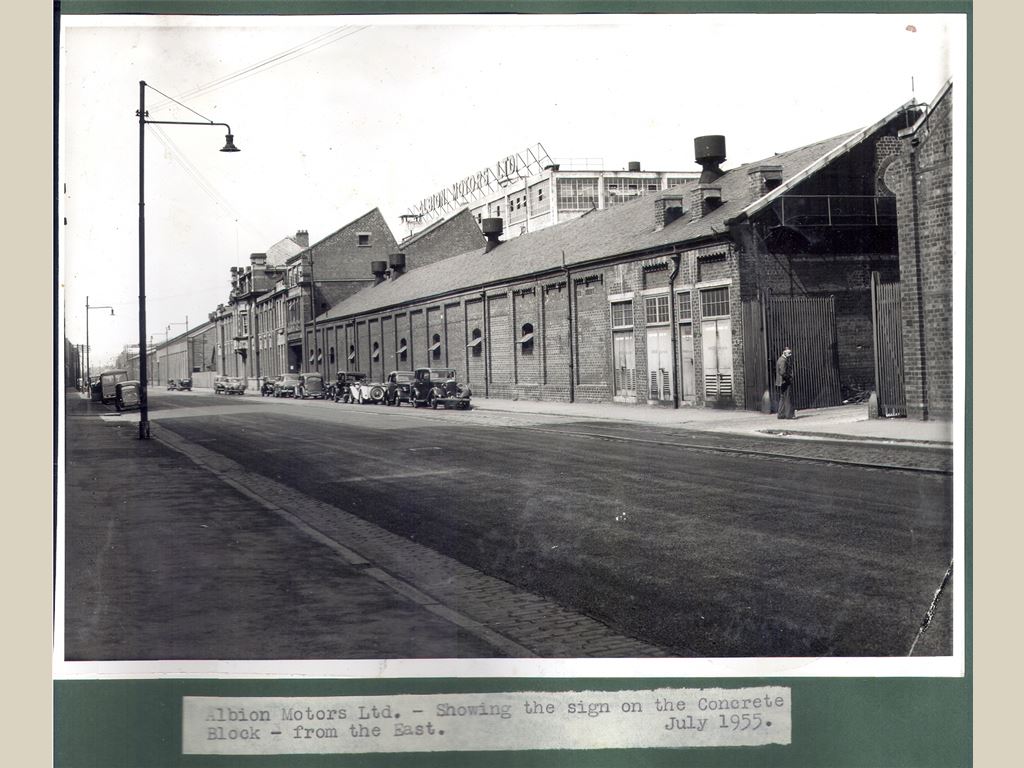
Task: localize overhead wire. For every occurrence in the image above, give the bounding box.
[148,26,369,114]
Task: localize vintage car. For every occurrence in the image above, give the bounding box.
[166,378,178,391]
[384,370,416,406]
[260,377,278,397]
[332,371,367,403]
[177,377,193,391]
[409,367,472,409]
[114,380,142,412]
[274,373,301,398]
[99,369,129,404]
[296,372,326,399]
[215,376,246,395]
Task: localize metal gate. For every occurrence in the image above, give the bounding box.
[870,272,907,417]
[764,294,842,410]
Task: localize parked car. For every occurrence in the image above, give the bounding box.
[215,376,245,395]
[177,377,192,391]
[296,372,326,399]
[409,367,472,409]
[89,376,102,401]
[332,371,367,403]
[114,380,142,412]
[384,370,416,406]
[351,375,387,404]
[274,373,301,398]
[166,378,178,391]
[99,369,129,404]
[260,377,277,397]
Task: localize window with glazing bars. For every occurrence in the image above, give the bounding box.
[645,295,669,325]
[556,178,599,210]
[611,301,633,328]
[678,291,692,322]
[700,286,730,318]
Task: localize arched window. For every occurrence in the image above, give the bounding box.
[398,338,408,362]
[518,323,534,355]
[372,341,380,361]
[468,328,483,357]
[430,333,442,361]
[329,347,335,365]
[348,345,356,363]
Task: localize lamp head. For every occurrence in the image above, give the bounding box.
[220,133,240,152]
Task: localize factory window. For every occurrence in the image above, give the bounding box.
[556,177,599,210]
[397,338,408,362]
[700,286,731,318]
[678,291,692,323]
[348,344,356,362]
[468,328,483,357]
[330,347,335,365]
[645,295,670,325]
[610,300,634,329]
[518,323,534,355]
[430,333,442,361]
[357,232,371,247]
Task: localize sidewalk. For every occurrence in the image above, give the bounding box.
[62,391,507,659]
[177,386,953,446]
[467,397,954,447]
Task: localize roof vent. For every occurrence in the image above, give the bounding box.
[694,135,727,183]
[371,260,388,285]
[627,161,641,172]
[388,252,406,277]
[481,217,504,253]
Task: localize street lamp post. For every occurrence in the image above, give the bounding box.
[137,80,239,439]
[85,296,115,389]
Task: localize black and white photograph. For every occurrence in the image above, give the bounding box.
[56,11,965,680]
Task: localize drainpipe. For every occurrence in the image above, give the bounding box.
[908,139,929,419]
[563,250,575,403]
[481,290,490,398]
[668,251,682,409]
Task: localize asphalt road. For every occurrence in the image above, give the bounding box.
[137,390,953,657]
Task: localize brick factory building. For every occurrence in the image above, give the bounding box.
[889,80,954,420]
[311,99,935,412]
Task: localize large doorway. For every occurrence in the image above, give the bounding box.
[701,317,734,402]
[646,328,673,402]
[612,331,636,399]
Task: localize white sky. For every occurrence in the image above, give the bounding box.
[59,13,963,367]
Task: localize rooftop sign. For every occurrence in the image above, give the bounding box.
[408,143,553,221]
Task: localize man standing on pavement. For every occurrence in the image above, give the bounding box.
[775,346,795,419]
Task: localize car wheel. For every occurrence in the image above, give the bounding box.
[369,385,385,402]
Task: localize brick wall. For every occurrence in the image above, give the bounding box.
[465,299,486,387]
[889,84,954,420]
[444,302,466,377]
[487,294,514,396]
[410,309,427,369]
[574,273,610,401]
[541,281,571,400]
[513,288,540,394]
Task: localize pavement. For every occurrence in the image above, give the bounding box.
[182,386,955,446]
[61,388,953,660]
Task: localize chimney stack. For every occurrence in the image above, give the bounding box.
[388,252,406,277]
[295,229,309,248]
[481,217,504,253]
[371,260,388,285]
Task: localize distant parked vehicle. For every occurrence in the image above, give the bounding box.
[296,372,326,399]
[410,367,472,409]
[274,373,301,398]
[384,370,416,406]
[332,371,366,403]
[166,379,178,391]
[260,377,277,397]
[114,380,142,412]
[177,377,192,391]
[99,370,129,404]
[215,376,245,395]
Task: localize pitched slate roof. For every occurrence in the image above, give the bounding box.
[265,235,305,266]
[319,110,900,323]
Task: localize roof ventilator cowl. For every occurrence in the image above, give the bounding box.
[482,217,504,253]
[371,260,388,285]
